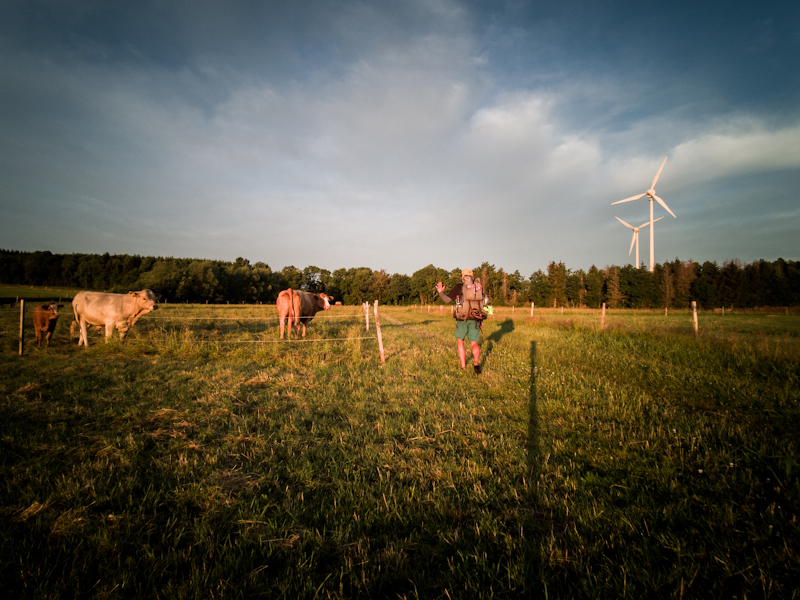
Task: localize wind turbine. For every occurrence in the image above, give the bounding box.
[615,216,663,268]
[612,156,676,272]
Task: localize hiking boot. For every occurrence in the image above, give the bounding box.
[473,364,482,375]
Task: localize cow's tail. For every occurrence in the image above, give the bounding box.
[71,296,81,340]
[288,289,299,335]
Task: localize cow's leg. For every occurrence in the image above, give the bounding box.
[45,330,52,348]
[280,316,285,340]
[36,330,43,348]
[105,322,114,343]
[117,322,129,342]
[301,323,307,338]
[79,317,89,347]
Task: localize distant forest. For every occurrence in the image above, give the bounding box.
[2,249,799,309]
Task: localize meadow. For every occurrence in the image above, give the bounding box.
[1,295,798,598]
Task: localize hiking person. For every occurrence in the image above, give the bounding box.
[436,269,489,374]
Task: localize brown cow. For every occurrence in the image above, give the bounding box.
[33,303,63,348]
[71,289,158,347]
[276,289,332,339]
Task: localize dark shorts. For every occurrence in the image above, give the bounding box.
[455,319,480,342]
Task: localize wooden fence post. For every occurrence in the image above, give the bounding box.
[364,302,369,331]
[601,302,606,330]
[374,300,385,364]
[692,301,699,336]
[19,299,25,355]
[530,302,534,317]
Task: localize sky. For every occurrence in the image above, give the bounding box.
[1,0,799,276]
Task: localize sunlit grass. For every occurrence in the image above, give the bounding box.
[1,304,798,598]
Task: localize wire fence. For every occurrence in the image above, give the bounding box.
[3,301,382,354]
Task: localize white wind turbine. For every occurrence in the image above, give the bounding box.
[612,156,677,272]
[615,216,663,268]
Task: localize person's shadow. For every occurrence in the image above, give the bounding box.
[525,340,545,588]
[480,318,514,366]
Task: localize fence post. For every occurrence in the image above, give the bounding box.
[601,302,606,330]
[531,302,534,317]
[19,299,25,355]
[374,300,385,364]
[692,301,699,336]
[364,302,369,331]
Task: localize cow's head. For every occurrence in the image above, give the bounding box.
[319,293,332,310]
[129,289,159,311]
[41,303,61,319]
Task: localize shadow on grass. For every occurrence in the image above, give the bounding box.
[526,340,546,589]
[480,318,514,367]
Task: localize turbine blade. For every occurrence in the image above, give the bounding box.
[654,195,677,218]
[638,216,664,229]
[629,232,636,255]
[615,216,635,229]
[612,193,645,205]
[651,156,667,189]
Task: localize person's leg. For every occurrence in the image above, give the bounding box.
[457,338,467,369]
[467,321,482,374]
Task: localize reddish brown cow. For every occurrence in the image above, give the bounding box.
[276,289,332,339]
[33,303,63,348]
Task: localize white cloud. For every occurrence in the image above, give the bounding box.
[1,1,799,272]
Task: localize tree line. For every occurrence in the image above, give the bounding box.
[2,249,799,308]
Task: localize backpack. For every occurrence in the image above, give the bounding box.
[454,278,488,321]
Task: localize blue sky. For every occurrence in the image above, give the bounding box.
[1,0,798,276]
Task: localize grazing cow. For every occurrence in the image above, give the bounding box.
[71,289,158,347]
[33,303,63,348]
[276,289,332,339]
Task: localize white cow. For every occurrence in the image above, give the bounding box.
[71,290,158,347]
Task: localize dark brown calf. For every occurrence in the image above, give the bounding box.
[33,303,63,348]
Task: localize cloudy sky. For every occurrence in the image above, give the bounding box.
[1,0,798,276]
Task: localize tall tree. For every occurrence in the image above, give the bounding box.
[280,265,304,290]
[659,264,675,308]
[371,269,390,303]
[565,271,585,307]
[672,259,697,308]
[410,264,447,304]
[384,273,411,305]
[584,266,604,308]
[546,262,568,307]
[604,266,625,308]
[527,270,550,306]
[694,261,718,308]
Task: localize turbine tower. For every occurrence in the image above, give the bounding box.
[612,156,677,272]
[615,216,663,268]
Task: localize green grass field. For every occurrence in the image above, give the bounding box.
[1,299,798,598]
